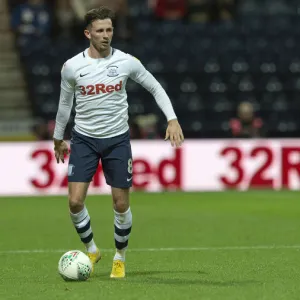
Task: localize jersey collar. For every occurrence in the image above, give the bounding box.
[84,47,115,61]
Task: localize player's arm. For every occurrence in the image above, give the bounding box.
[129,56,184,147]
[53,62,75,163]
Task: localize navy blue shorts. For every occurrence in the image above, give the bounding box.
[68,129,133,188]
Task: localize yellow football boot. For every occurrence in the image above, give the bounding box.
[87,248,101,273]
[110,260,125,278]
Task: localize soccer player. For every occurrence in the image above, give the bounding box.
[53,6,184,278]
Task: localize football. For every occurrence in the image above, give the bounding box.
[58,250,92,281]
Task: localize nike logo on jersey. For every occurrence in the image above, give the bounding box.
[80,73,90,77]
[127,177,132,182]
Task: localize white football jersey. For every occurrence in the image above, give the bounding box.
[54,47,177,140]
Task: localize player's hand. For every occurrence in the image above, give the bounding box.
[53,139,69,163]
[165,119,184,148]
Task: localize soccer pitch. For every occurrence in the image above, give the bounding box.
[1,191,300,300]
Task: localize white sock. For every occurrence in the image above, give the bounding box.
[114,207,132,262]
[114,249,126,262]
[70,206,98,253]
[85,239,98,254]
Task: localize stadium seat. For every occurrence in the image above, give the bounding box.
[15,8,300,138]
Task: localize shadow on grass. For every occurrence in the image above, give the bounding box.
[93,270,207,279]
[128,270,209,276]
[135,278,260,286]
[92,270,260,287]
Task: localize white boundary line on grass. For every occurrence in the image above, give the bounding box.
[1,245,300,254]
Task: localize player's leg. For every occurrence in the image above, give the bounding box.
[110,187,131,278]
[100,130,133,278]
[68,130,101,270]
[112,187,132,253]
[68,182,96,252]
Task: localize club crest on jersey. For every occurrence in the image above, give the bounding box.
[107,65,119,77]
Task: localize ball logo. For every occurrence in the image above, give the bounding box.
[77,262,91,280]
[60,256,70,271]
[58,250,92,281]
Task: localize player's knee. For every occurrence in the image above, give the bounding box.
[68,194,85,213]
[112,187,130,213]
[113,196,129,213]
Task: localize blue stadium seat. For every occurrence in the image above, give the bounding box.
[15,7,300,138]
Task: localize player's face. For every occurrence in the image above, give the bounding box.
[84,19,114,52]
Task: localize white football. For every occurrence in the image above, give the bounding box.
[58,250,92,281]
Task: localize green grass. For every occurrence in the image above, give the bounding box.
[1,191,300,300]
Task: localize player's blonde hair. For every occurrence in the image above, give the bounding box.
[84,6,115,28]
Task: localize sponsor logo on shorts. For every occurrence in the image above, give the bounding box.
[68,164,75,176]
